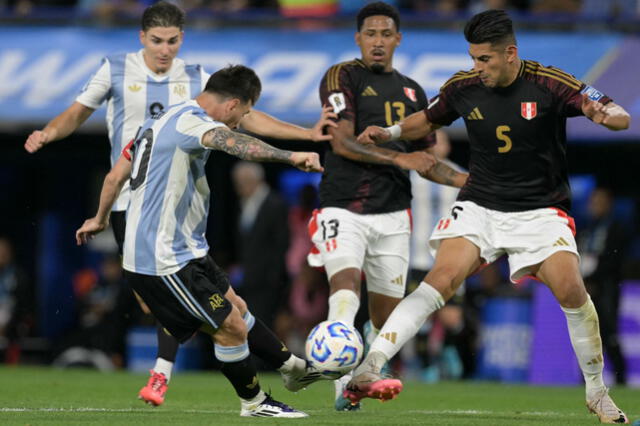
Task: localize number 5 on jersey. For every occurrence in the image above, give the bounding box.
[496,125,512,153]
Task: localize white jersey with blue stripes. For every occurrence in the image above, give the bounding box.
[76,49,209,211]
[122,100,225,276]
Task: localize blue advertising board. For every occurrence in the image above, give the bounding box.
[1,27,635,140]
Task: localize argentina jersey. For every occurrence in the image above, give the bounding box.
[76,49,209,211]
[122,100,226,276]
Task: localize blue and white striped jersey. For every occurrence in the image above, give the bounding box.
[76,49,209,211]
[122,100,226,276]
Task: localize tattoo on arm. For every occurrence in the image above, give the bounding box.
[338,137,399,165]
[204,127,292,163]
[424,161,463,187]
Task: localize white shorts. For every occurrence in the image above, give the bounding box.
[307,207,411,298]
[428,201,579,283]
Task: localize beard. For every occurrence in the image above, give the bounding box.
[370,63,385,74]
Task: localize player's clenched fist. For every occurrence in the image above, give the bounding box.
[357,125,391,145]
[24,130,50,153]
[291,152,324,173]
[393,151,436,175]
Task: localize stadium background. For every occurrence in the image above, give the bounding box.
[1,0,640,394]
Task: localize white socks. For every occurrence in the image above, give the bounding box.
[328,289,360,327]
[358,282,444,374]
[561,296,606,395]
[241,390,266,408]
[153,357,174,382]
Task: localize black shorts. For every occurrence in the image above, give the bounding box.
[110,210,126,255]
[124,256,232,343]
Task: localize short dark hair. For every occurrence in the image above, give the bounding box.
[204,65,262,106]
[357,2,400,32]
[141,1,185,32]
[464,9,516,46]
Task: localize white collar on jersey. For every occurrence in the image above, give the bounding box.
[136,49,182,80]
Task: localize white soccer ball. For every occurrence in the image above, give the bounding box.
[305,320,364,379]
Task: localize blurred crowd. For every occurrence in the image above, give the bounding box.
[2,0,639,20]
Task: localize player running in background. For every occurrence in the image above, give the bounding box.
[308,1,468,411]
[76,65,325,418]
[349,9,630,424]
[24,1,335,406]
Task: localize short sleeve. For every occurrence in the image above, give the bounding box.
[411,84,436,150]
[424,86,461,127]
[558,81,612,118]
[76,58,111,109]
[319,63,356,123]
[175,109,227,151]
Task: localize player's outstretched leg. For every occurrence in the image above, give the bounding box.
[344,351,402,404]
[138,325,179,406]
[586,388,628,424]
[240,311,327,392]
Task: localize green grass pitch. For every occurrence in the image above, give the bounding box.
[0,366,638,425]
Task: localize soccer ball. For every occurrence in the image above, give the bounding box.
[305,320,364,379]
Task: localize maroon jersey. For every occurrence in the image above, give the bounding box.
[426,59,611,213]
[319,59,434,214]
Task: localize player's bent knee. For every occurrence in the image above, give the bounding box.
[425,265,464,298]
[217,307,248,345]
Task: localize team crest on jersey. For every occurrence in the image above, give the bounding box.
[521,102,537,120]
[173,84,187,98]
[403,87,417,102]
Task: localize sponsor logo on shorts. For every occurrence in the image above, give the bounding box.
[553,237,570,247]
[391,275,404,286]
[209,294,225,311]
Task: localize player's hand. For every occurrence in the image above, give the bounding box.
[357,125,391,145]
[394,151,436,175]
[291,152,324,173]
[24,130,49,153]
[581,93,609,125]
[309,105,338,142]
[76,218,108,245]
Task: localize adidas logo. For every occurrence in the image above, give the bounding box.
[128,84,142,92]
[390,275,403,286]
[466,107,484,120]
[246,375,259,389]
[381,332,397,344]
[553,237,570,247]
[361,86,378,96]
[586,355,603,365]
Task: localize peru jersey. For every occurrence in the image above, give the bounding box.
[122,100,225,276]
[319,59,434,214]
[76,50,209,211]
[425,59,611,213]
